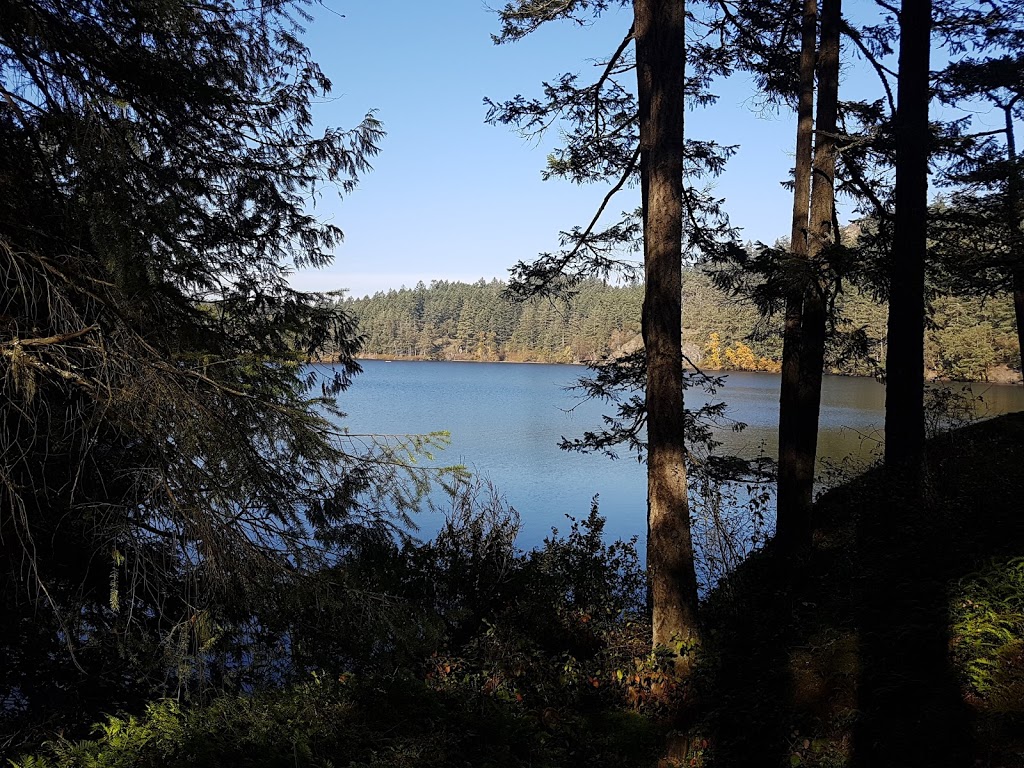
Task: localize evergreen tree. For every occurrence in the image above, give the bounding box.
[698,0,845,550]
[485,0,745,680]
[633,0,701,673]
[0,0,425,743]
[776,0,819,551]
[785,0,841,550]
[933,12,1024,380]
[885,0,933,470]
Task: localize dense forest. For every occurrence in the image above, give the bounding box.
[343,271,1021,381]
[3,0,1024,766]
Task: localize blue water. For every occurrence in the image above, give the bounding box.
[323,360,1023,549]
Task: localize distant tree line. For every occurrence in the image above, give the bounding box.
[340,271,1020,382]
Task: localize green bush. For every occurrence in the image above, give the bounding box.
[13,498,662,768]
[951,557,1024,709]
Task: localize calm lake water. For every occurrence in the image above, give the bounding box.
[324,360,1024,549]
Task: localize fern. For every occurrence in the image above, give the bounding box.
[951,557,1024,698]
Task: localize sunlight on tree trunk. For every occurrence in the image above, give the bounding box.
[776,0,818,553]
[1014,269,1024,379]
[1006,105,1024,382]
[634,0,700,672]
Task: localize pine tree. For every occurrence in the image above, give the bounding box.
[0,0,422,741]
[885,0,933,469]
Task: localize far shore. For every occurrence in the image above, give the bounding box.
[308,355,1024,386]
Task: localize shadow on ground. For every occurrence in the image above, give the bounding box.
[697,412,1024,767]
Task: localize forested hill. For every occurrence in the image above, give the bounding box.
[340,272,1022,382]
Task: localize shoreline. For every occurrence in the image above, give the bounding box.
[354,354,584,366]
[308,355,1024,387]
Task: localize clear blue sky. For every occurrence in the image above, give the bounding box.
[288,1,1009,299]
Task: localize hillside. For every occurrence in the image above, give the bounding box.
[339,274,1022,382]
[700,411,1024,766]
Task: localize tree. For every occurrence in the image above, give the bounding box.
[634,0,701,669]
[885,0,933,469]
[0,0,429,744]
[782,0,841,549]
[487,0,730,674]
[775,0,818,550]
[700,0,842,551]
[934,28,1024,380]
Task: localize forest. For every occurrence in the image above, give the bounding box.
[343,270,1021,380]
[1,0,1023,767]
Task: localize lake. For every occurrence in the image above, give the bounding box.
[325,360,1024,550]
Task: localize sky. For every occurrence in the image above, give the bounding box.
[288,1,1012,299]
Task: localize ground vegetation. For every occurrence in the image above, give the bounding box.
[12,412,1024,767]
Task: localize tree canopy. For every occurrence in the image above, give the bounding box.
[0,0,440,744]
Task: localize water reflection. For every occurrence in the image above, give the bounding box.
[331,362,1022,550]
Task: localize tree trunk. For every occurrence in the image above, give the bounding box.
[634,0,700,668]
[793,0,841,548]
[885,0,932,469]
[1014,268,1024,380]
[1005,104,1024,382]
[776,0,817,552]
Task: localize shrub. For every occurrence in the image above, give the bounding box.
[951,557,1024,710]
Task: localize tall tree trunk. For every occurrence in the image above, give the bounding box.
[1014,268,1024,379]
[634,0,699,668]
[1005,103,1024,382]
[792,0,841,546]
[885,0,932,469]
[776,0,817,552]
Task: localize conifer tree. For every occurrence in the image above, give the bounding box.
[487,0,720,672]
[885,0,933,469]
[933,11,1024,380]
[633,0,701,668]
[779,0,841,550]
[699,0,842,550]
[776,0,818,550]
[0,0,425,740]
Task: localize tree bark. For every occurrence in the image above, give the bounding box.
[1014,268,1024,379]
[774,0,815,557]
[1004,104,1024,382]
[793,0,841,548]
[885,0,932,470]
[776,0,817,552]
[634,0,700,668]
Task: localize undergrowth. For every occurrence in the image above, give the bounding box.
[11,414,1024,767]
[10,499,667,768]
[951,557,1024,711]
